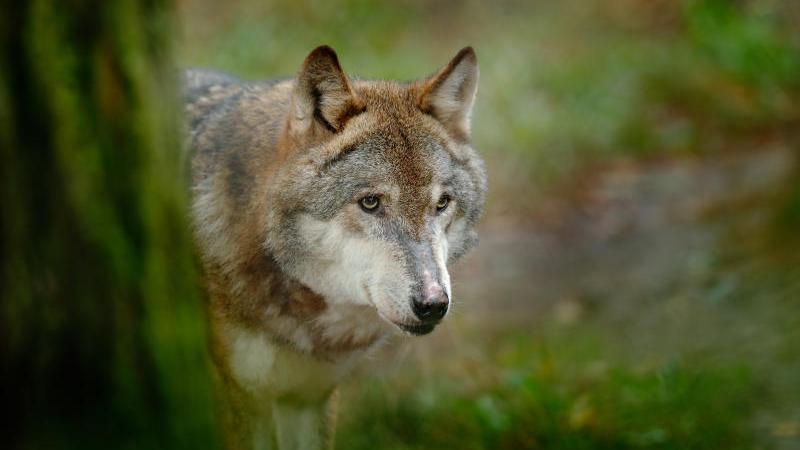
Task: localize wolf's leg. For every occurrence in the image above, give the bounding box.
[210,327,277,450]
[214,373,275,450]
[324,388,339,450]
[272,389,338,450]
[249,400,277,450]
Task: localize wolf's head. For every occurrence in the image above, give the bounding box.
[266,46,486,335]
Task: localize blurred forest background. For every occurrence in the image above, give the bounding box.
[3,0,799,449]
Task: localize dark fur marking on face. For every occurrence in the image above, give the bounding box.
[318,144,359,173]
[312,97,365,134]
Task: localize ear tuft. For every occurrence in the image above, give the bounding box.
[291,45,363,134]
[417,47,479,140]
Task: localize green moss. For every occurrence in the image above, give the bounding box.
[1,1,219,448]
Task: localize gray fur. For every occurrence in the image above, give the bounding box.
[183,46,486,450]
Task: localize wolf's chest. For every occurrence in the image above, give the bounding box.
[226,327,350,397]
[224,307,398,398]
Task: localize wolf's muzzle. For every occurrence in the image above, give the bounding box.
[401,237,450,325]
[411,290,449,324]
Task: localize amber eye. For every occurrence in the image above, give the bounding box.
[359,195,380,212]
[436,194,450,213]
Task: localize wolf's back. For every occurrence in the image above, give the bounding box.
[182,69,245,132]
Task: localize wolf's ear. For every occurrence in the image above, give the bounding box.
[291,46,363,134]
[416,47,479,140]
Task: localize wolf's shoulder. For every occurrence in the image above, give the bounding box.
[184,68,240,90]
[182,69,243,109]
[183,68,291,128]
[183,69,290,99]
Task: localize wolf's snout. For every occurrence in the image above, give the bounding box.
[411,288,449,323]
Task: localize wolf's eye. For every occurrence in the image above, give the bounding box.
[359,195,380,212]
[436,194,450,213]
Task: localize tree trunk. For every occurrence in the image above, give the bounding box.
[0,0,219,448]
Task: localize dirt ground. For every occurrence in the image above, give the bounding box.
[458,146,795,323]
[447,145,800,448]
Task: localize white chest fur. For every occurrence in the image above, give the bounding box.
[223,304,402,400]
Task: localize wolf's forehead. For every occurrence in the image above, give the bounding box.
[347,81,453,172]
[354,126,452,185]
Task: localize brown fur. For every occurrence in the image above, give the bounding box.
[185,45,485,449]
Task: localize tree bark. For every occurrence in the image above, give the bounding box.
[0,0,219,448]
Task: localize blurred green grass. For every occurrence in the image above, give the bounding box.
[337,257,800,449]
[339,334,757,450]
[176,1,800,448]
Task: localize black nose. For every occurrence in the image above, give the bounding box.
[411,293,449,323]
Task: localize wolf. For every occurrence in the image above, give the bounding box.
[183,45,486,450]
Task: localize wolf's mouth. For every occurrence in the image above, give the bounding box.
[363,284,438,336]
[397,322,436,336]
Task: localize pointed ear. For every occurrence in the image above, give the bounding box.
[290,46,363,135]
[416,47,479,139]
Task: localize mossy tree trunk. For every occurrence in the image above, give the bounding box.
[0,1,218,448]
